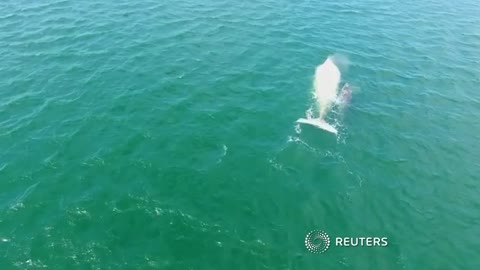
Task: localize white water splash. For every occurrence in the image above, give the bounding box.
[221,144,228,156]
[216,144,228,163]
[306,106,314,119]
[294,123,301,134]
[287,135,319,154]
[268,158,284,171]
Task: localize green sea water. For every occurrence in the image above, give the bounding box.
[1,0,480,269]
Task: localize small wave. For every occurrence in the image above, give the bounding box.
[9,182,39,211]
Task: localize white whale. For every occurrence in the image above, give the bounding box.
[297,57,341,134]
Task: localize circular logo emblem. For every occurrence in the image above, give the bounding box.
[305,230,330,254]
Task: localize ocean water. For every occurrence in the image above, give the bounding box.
[1,0,480,269]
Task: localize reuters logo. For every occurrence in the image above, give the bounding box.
[305,230,389,254]
[305,230,330,254]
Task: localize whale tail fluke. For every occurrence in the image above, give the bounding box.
[296,118,338,134]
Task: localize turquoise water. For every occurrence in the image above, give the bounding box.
[1,0,480,268]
